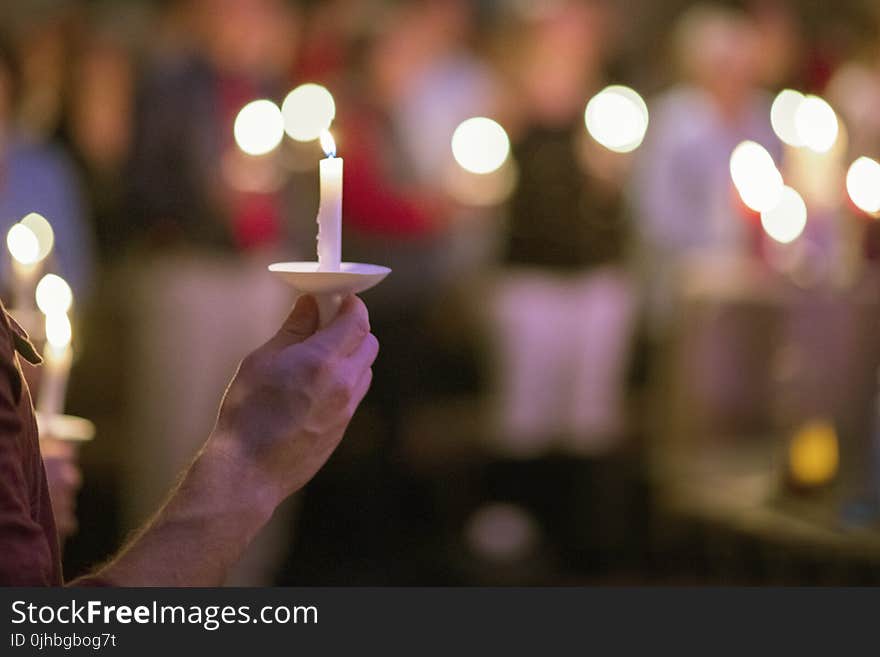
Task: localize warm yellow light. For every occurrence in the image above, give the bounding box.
[846,156,880,215]
[319,129,337,158]
[45,312,72,350]
[789,419,838,487]
[282,83,336,142]
[770,89,805,147]
[729,140,783,212]
[35,274,73,315]
[761,185,807,243]
[6,223,40,265]
[233,100,284,156]
[794,95,838,153]
[451,117,510,175]
[584,85,649,153]
[20,213,54,261]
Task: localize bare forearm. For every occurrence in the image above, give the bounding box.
[76,438,278,586]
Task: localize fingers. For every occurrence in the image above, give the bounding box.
[348,366,373,411]
[266,295,320,351]
[346,331,379,372]
[305,295,371,357]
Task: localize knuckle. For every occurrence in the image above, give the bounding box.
[299,350,326,378]
[326,369,354,406]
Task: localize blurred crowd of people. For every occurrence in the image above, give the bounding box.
[4,0,880,584]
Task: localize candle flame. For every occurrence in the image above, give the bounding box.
[320,130,336,158]
[45,312,72,350]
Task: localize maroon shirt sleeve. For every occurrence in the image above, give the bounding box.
[0,306,63,586]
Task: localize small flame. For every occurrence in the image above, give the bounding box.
[320,130,336,158]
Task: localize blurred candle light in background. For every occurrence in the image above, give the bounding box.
[233,99,285,156]
[7,219,52,311]
[788,419,839,488]
[584,85,649,153]
[451,117,510,175]
[729,140,784,212]
[794,95,839,153]
[20,213,55,262]
[760,185,807,244]
[38,310,73,418]
[771,89,805,147]
[35,274,73,316]
[282,83,336,142]
[845,156,880,215]
[6,223,40,266]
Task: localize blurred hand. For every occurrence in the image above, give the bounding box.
[208,295,378,503]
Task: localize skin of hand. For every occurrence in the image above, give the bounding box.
[75,294,378,586]
[209,293,379,505]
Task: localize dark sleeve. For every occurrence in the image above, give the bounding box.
[0,320,55,586]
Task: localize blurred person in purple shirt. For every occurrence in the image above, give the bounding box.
[0,36,93,301]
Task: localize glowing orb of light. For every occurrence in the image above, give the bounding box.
[35,274,73,316]
[451,117,510,175]
[760,185,807,244]
[233,100,284,156]
[846,156,880,215]
[794,95,838,153]
[729,140,784,212]
[789,419,838,487]
[20,213,54,261]
[6,223,40,265]
[770,89,805,147]
[584,85,649,153]
[45,312,72,349]
[282,83,336,142]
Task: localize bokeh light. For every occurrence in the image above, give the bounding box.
[789,419,838,487]
[6,223,40,265]
[845,156,880,215]
[584,85,649,153]
[281,83,336,142]
[770,89,805,147]
[233,100,284,156]
[20,213,55,261]
[451,117,510,175]
[45,312,72,349]
[729,140,784,212]
[794,95,838,153]
[464,503,539,563]
[36,274,73,316]
[760,185,807,244]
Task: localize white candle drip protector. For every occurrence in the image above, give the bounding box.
[268,262,391,327]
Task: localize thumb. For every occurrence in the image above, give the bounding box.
[273,295,320,347]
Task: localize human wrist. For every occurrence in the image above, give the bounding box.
[197,431,284,525]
